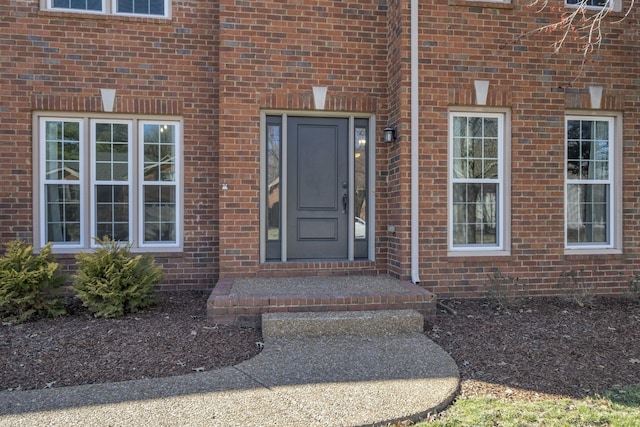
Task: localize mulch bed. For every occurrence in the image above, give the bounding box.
[427,297,640,401]
[1,291,261,391]
[2,291,639,403]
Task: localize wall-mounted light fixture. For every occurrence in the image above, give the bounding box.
[383,125,397,143]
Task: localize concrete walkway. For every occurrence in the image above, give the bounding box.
[0,311,459,427]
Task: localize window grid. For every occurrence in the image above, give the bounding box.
[566,117,614,247]
[42,119,84,246]
[140,122,178,245]
[38,117,180,250]
[450,113,504,250]
[92,121,132,244]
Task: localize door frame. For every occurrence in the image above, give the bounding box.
[259,111,376,263]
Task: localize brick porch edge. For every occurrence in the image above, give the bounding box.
[207,278,437,327]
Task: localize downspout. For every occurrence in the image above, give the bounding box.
[410,0,420,284]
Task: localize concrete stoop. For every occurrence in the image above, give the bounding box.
[262,309,424,338]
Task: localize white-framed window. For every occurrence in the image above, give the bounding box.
[565,115,618,250]
[449,111,509,254]
[565,0,621,11]
[44,0,170,17]
[36,114,182,251]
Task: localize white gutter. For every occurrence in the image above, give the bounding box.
[410,0,420,284]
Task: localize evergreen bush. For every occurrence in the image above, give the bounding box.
[73,237,164,318]
[0,241,67,324]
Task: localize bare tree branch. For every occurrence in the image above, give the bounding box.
[525,0,635,55]
[501,0,636,85]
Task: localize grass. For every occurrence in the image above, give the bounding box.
[420,384,640,427]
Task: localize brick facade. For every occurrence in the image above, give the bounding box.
[1,0,638,298]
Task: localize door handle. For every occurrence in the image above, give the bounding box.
[342,190,348,214]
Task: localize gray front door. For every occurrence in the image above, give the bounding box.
[287,117,349,259]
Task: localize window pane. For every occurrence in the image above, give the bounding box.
[484,138,499,179]
[566,119,610,182]
[45,184,81,243]
[96,163,111,181]
[266,123,281,241]
[94,122,130,182]
[452,183,498,246]
[117,0,164,15]
[113,162,128,181]
[118,0,133,12]
[113,124,129,142]
[149,0,164,15]
[144,185,176,243]
[95,185,129,241]
[567,141,580,180]
[469,117,483,137]
[95,123,111,142]
[453,117,467,138]
[566,0,608,6]
[452,115,500,181]
[45,121,80,181]
[46,121,62,141]
[144,123,176,182]
[567,184,609,244]
[567,120,580,140]
[54,0,102,11]
[95,143,111,162]
[483,118,498,138]
[355,127,367,240]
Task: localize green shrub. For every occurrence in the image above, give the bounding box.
[0,241,67,324]
[73,237,164,318]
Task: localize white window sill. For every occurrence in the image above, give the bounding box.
[448,250,511,258]
[564,248,622,256]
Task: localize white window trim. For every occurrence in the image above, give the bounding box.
[42,0,171,19]
[89,119,134,248]
[137,120,182,250]
[39,118,86,250]
[34,113,183,253]
[448,108,511,257]
[564,111,622,254]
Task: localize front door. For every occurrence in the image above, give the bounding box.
[287,117,349,259]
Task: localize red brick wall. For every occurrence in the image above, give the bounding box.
[2,0,638,297]
[217,0,391,277]
[0,0,220,289]
[412,0,640,298]
[385,0,413,279]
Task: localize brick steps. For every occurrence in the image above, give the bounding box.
[206,276,436,328]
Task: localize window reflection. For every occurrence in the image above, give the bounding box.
[267,123,281,241]
[355,127,367,240]
[566,119,611,245]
